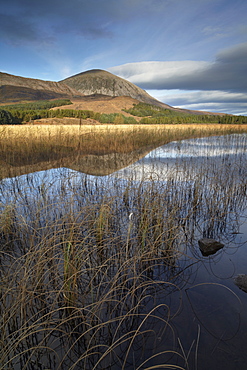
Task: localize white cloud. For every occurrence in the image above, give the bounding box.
[110,61,210,85]
[109,42,247,92]
[108,43,247,115]
[150,90,247,115]
[158,90,247,104]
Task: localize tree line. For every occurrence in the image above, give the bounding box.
[0,99,73,124]
[123,102,247,124]
[139,114,247,124]
[0,107,138,125]
[1,100,246,125]
[0,99,72,111]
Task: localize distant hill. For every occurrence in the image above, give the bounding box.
[60,69,173,109]
[0,72,84,103]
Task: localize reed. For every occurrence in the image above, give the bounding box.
[0,127,246,369]
[1,124,247,167]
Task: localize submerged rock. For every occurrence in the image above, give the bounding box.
[234,274,247,293]
[198,238,224,256]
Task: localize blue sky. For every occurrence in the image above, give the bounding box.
[1,0,247,115]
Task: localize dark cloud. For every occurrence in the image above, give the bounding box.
[4,0,167,18]
[0,0,175,45]
[0,0,118,44]
[109,42,247,115]
[78,27,113,40]
[201,43,247,92]
[110,43,247,93]
[0,13,40,44]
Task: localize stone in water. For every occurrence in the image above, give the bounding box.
[234,274,247,293]
[198,238,224,256]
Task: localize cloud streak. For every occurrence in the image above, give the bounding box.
[155,91,247,115]
[109,43,247,93]
[109,42,247,114]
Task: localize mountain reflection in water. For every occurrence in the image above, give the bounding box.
[114,134,247,181]
[0,134,247,370]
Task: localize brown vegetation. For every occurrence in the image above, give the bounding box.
[51,95,141,117]
[1,124,247,179]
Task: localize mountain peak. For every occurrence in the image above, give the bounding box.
[65,69,109,78]
[60,69,172,108]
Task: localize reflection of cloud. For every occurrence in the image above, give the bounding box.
[150,135,247,158]
[109,43,247,93]
[115,134,247,181]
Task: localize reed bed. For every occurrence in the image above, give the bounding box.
[0,127,247,369]
[1,124,247,181]
[1,124,247,164]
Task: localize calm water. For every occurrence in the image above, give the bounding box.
[1,134,247,369]
[115,134,247,369]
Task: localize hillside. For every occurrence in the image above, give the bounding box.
[0,85,78,104]
[51,95,142,116]
[60,69,173,109]
[0,72,84,102]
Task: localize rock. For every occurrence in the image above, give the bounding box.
[234,274,247,293]
[198,238,224,256]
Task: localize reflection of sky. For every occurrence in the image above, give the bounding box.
[0,168,111,206]
[1,134,246,191]
[146,134,247,159]
[0,139,246,370]
[0,134,246,370]
[0,133,246,284]
[114,134,247,181]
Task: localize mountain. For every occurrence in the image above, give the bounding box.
[0,69,219,115]
[60,69,173,109]
[0,72,84,103]
[1,69,174,109]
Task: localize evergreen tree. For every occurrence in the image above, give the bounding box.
[0,109,15,124]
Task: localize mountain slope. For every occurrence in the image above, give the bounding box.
[60,69,173,109]
[0,85,79,103]
[0,72,84,101]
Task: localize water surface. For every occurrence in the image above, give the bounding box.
[1,134,247,369]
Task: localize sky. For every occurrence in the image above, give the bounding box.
[1,0,247,115]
